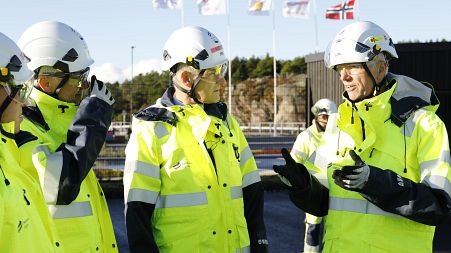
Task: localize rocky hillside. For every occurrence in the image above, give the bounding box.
[220,74,307,124]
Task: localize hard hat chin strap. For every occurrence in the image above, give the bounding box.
[0,87,20,138]
[173,69,205,104]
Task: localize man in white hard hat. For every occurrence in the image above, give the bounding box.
[273,21,451,252]
[288,98,337,253]
[124,26,268,253]
[17,21,118,252]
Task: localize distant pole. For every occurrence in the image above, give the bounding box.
[227,0,232,113]
[181,0,185,27]
[130,46,135,121]
[272,0,277,137]
[313,0,319,52]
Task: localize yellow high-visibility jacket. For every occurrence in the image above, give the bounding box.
[124,87,268,253]
[290,73,451,253]
[19,88,118,253]
[0,121,61,252]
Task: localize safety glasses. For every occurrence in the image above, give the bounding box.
[0,78,33,103]
[334,63,365,76]
[205,62,228,78]
[40,67,90,89]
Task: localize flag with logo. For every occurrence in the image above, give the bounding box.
[282,0,310,19]
[248,0,272,16]
[325,0,355,20]
[196,0,226,15]
[152,0,182,9]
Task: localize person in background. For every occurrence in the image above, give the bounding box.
[17,21,118,252]
[289,98,337,253]
[123,26,268,253]
[273,21,451,252]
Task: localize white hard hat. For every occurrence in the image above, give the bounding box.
[17,21,94,73]
[0,32,33,85]
[161,26,227,72]
[311,98,338,116]
[324,21,398,69]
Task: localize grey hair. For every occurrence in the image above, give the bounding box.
[368,53,389,76]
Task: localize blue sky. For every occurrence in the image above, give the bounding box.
[3,0,451,83]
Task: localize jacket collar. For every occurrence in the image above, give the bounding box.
[341,72,439,127]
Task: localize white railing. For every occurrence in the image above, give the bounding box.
[109,121,305,137]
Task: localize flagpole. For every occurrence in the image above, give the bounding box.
[272,0,277,137]
[313,0,319,52]
[227,0,232,113]
[355,0,360,20]
[181,0,185,27]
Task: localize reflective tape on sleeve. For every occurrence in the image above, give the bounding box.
[239,146,253,167]
[242,170,261,188]
[125,160,160,179]
[127,188,159,204]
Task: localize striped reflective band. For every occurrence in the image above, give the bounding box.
[49,201,93,219]
[423,175,451,198]
[155,122,169,139]
[329,197,401,218]
[420,150,451,179]
[236,246,250,253]
[155,192,207,208]
[125,160,160,179]
[402,109,427,137]
[304,244,320,253]
[33,146,63,205]
[240,146,253,166]
[292,149,307,161]
[230,186,243,199]
[127,188,159,204]
[242,170,261,188]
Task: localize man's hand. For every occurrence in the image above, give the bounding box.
[272,148,309,189]
[332,150,370,190]
[90,75,115,105]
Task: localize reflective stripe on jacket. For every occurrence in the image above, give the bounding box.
[20,88,118,253]
[0,122,61,252]
[124,102,262,253]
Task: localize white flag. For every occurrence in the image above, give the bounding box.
[283,0,310,18]
[248,0,272,15]
[196,0,226,15]
[152,0,182,9]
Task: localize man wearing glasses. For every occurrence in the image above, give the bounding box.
[273,21,451,252]
[123,26,268,253]
[17,21,118,252]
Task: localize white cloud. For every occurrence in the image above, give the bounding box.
[90,59,162,83]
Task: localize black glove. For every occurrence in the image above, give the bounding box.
[272,148,309,190]
[90,75,115,105]
[332,150,370,191]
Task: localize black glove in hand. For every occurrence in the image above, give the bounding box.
[332,150,370,191]
[272,148,309,190]
[90,75,115,105]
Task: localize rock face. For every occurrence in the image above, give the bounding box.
[220,74,306,125]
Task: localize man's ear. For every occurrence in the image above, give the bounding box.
[180,71,193,88]
[36,76,54,93]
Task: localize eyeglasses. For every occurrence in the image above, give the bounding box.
[334,63,365,76]
[204,63,228,78]
[40,67,90,89]
[0,78,33,103]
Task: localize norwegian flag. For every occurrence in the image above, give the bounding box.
[325,0,355,20]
